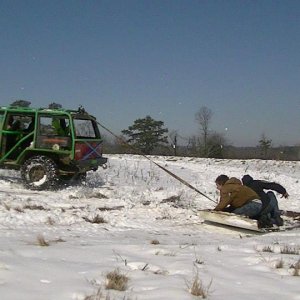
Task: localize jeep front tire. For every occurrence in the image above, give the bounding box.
[21,156,59,190]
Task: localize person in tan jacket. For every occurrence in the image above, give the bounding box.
[214,174,261,218]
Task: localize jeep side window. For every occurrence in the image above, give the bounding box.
[52,118,70,136]
[73,119,97,138]
[39,117,54,135]
[7,115,21,131]
[23,116,35,133]
[39,116,70,136]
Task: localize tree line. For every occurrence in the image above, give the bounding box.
[101,106,300,161]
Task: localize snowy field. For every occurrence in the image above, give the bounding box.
[0,154,299,300]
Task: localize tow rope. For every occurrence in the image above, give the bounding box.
[97,121,217,203]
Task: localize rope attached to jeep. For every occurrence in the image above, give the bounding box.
[96,121,216,203]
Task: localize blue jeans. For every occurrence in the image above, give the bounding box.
[233,200,262,218]
[264,191,281,218]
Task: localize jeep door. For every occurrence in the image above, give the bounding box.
[0,111,35,161]
[36,114,72,151]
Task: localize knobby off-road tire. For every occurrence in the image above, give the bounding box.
[21,155,59,190]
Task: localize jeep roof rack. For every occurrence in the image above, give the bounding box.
[10,100,31,108]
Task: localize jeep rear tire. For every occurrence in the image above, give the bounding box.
[21,156,59,190]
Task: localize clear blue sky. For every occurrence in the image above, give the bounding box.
[1,0,299,146]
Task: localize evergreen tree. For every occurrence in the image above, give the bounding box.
[259,134,272,158]
[122,116,168,154]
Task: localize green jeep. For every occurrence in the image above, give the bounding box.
[0,101,107,190]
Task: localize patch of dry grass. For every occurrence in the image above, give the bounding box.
[46,216,55,225]
[187,272,212,298]
[37,234,49,247]
[290,259,300,276]
[274,258,284,269]
[83,215,107,224]
[23,204,48,210]
[261,245,273,253]
[155,250,176,256]
[3,202,11,210]
[14,207,24,213]
[51,238,66,244]
[90,192,108,199]
[194,258,204,265]
[161,195,181,204]
[292,268,300,276]
[280,245,299,255]
[150,239,160,245]
[105,269,129,291]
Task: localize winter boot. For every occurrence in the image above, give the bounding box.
[257,214,273,228]
[274,214,284,226]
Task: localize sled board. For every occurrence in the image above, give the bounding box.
[198,210,263,232]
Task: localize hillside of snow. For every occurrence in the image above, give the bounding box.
[0,154,299,300]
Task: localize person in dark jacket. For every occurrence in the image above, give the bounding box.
[241,175,289,226]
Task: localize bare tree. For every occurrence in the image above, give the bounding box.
[194,106,228,158]
[195,106,213,157]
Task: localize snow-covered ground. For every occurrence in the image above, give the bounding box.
[0,154,299,300]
